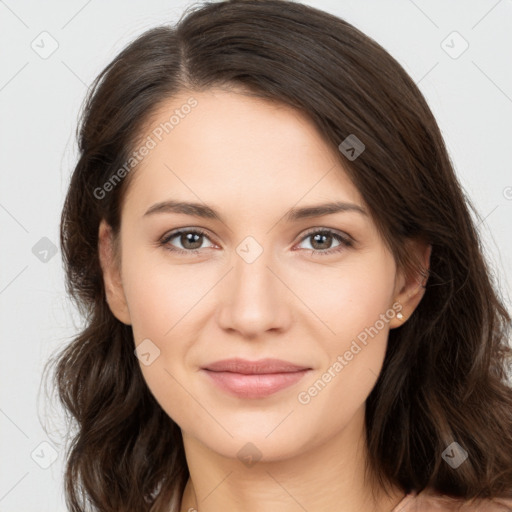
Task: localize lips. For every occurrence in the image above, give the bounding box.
[201,358,312,398]
[202,358,311,374]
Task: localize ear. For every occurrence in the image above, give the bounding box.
[98,219,132,325]
[389,239,431,329]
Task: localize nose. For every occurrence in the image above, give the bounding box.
[216,244,292,339]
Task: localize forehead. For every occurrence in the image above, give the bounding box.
[122,88,364,219]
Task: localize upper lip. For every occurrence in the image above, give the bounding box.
[202,358,311,374]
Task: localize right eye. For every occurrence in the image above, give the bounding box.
[159,228,216,255]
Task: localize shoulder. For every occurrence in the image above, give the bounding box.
[393,488,512,512]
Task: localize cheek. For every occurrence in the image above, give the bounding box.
[122,250,207,341]
[139,361,203,428]
[286,250,396,340]
[295,270,395,434]
[295,335,387,447]
[291,251,395,406]
[121,252,210,421]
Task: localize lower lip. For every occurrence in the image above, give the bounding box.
[201,369,311,398]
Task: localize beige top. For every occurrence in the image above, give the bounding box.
[391,489,512,511]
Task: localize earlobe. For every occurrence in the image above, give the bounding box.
[390,241,431,328]
[98,219,132,325]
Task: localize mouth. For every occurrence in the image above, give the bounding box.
[201,358,312,399]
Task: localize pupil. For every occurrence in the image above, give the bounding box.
[183,233,202,249]
[313,233,331,250]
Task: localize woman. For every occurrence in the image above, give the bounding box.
[48,0,512,510]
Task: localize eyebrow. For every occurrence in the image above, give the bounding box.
[143,200,367,222]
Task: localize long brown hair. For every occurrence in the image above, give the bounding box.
[44,0,512,510]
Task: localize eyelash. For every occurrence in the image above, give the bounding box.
[158,227,353,257]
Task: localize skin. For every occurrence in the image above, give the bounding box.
[98,88,431,512]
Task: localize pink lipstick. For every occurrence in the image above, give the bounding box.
[201,358,311,399]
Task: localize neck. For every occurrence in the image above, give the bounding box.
[178,406,405,512]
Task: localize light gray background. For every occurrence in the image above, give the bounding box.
[1,0,511,510]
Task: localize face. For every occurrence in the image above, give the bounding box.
[99,88,425,462]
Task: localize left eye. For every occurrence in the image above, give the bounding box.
[295,229,353,255]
